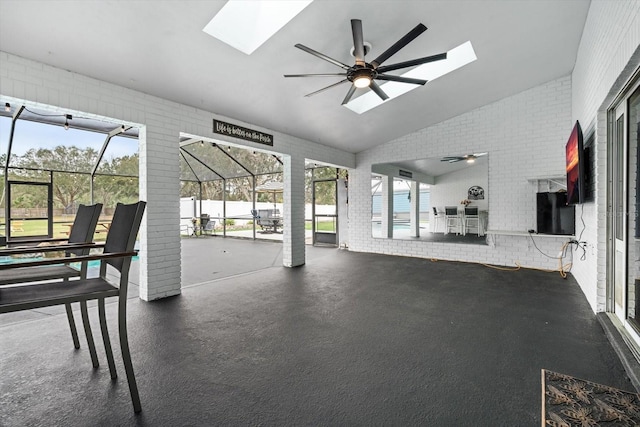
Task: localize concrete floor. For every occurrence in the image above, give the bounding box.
[0,239,635,425]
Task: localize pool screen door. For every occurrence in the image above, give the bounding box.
[312,179,338,245]
[6,181,53,241]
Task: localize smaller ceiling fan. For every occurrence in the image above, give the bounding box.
[441,153,487,163]
[284,19,447,105]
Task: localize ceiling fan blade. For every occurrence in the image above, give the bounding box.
[305,79,349,98]
[284,73,348,78]
[375,74,427,85]
[295,44,351,70]
[341,84,357,105]
[369,80,389,101]
[351,19,365,65]
[376,52,447,74]
[441,157,463,162]
[370,23,427,68]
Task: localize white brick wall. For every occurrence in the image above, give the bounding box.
[0,51,355,300]
[570,0,640,312]
[349,76,574,271]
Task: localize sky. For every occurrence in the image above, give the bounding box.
[0,116,138,161]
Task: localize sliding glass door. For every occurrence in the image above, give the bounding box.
[609,78,640,333]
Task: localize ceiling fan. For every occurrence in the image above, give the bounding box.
[441,153,488,163]
[284,19,447,105]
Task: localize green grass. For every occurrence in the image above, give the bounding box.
[305,221,336,232]
[3,216,110,241]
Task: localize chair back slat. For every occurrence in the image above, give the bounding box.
[445,206,458,216]
[67,203,103,256]
[103,202,146,272]
[464,207,478,216]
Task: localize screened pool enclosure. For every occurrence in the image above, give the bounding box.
[179,137,346,243]
[0,103,345,244]
[0,104,139,243]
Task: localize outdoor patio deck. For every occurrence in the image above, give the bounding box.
[1,238,638,425]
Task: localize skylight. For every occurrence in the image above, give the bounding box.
[345,41,477,114]
[203,0,313,55]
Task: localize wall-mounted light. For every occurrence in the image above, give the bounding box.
[64,114,72,130]
[4,102,10,112]
[200,140,204,146]
[227,146,231,151]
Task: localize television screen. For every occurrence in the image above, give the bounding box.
[537,192,575,235]
[566,120,585,204]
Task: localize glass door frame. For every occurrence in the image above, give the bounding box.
[312,178,338,246]
[6,180,53,241]
[608,102,628,322]
[607,74,640,340]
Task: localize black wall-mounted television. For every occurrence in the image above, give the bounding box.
[566,120,585,205]
[537,192,575,235]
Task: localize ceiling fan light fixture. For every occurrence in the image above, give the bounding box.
[466,157,475,164]
[353,75,371,88]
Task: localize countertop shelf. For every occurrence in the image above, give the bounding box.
[526,175,567,191]
[486,230,574,238]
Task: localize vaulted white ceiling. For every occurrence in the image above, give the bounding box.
[0,0,590,154]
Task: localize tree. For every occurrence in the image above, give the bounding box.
[14,146,97,209]
[179,144,284,202]
[6,147,139,210]
[93,154,139,207]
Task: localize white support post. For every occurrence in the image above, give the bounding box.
[283,154,306,267]
[138,124,182,301]
[410,182,420,237]
[381,176,394,238]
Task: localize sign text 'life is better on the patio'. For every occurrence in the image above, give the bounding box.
[213,119,273,146]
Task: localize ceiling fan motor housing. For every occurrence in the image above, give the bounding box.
[348,65,377,83]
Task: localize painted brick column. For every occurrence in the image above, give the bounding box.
[138,124,182,300]
[381,176,393,238]
[410,182,420,237]
[283,153,306,267]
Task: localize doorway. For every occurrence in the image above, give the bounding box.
[6,181,53,241]
[312,179,338,246]
[608,76,640,332]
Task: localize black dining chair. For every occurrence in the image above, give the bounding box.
[0,203,103,352]
[0,201,146,413]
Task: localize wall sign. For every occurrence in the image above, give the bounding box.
[213,119,273,146]
[468,186,484,200]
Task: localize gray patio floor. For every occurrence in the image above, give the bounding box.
[1,241,636,425]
